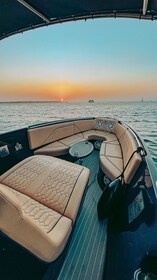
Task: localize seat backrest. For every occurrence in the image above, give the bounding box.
[73,119,95,133]
[119,129,142,184]
[28,122,75,150]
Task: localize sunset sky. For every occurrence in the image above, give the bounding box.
[0,18,157,102]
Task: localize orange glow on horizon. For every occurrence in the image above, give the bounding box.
[0,79,157,101]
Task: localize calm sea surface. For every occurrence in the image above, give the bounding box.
[0,101,157,169]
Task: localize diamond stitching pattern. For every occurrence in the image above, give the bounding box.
[2,157,53,192]
[22,199,61,233]
[2,156,83,215]
[4,185,61,233]
[34,163,82,214]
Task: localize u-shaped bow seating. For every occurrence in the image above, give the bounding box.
[0,155,90,262]
[27,118,142,185]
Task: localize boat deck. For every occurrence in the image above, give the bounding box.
[43,150,107,280]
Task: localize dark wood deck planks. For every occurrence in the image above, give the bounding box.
[57,150,107,280]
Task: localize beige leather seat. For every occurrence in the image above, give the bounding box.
[0,155,90,262]
[119,129,142,183]
[100,128,142,184]
[83,130,117,142]
[34,141,69,156]
[100,141,123,180]
[34,134,85,156]
[27,118,119,157]
[59,133,84,146]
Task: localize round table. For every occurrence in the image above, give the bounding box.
[69,140,94,163]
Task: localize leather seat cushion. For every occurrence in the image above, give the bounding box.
[83,130,117,142]
[100,142,122,159]
[100,155,123,181]
[119,130,142,183]
[0,155,90,262]
[0,183,72,262]
[34,141,69,156]
[59,133,84,146]
[100,141,123,180]
[100,129,142,184]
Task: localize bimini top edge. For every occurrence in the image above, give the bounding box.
[1,0,157,41]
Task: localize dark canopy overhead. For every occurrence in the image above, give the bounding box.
[0,0,157,40]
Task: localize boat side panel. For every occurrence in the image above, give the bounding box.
[0,128,32,175]
[104,163,157,280]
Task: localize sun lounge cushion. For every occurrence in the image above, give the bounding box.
[0,155,90,262]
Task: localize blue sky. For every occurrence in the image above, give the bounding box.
[0,18,157,101]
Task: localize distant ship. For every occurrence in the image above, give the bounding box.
[88,99,94,103]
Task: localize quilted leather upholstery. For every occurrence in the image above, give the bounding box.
[0,155,90,262]
[3,184,62,233]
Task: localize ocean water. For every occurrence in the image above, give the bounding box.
[0,101,157,168]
